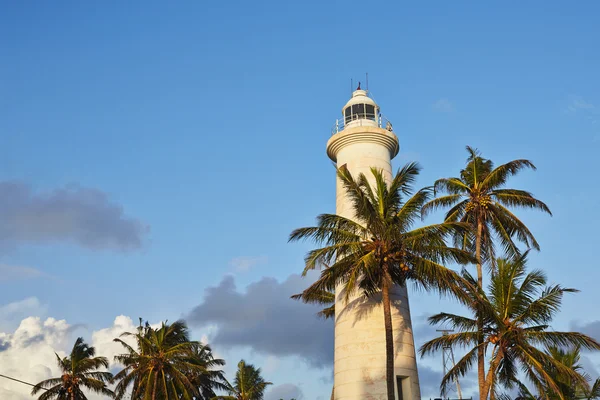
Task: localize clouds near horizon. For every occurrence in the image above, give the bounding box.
[0,312,139,400]
[187,273,333,368]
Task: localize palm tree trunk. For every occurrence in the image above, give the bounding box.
[382,271,395,400]
[476,218,486,399]
[476,219,483,289]
[482,346,501,400]
[152,371,158,400]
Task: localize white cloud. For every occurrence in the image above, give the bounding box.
[0,307,140,399]
[0,264,45,282]
[0,316,71,400]
[262,355,281,374]
[265,383,304,400]
[566,95,599,128]
[566,95,596,113]
[91,315,137,370]
[229,255,268,272]
[433,98,455,113]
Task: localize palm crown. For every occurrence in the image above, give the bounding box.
[420,253,600,400]
[113,319,205,400]
[213,360,272,400]
[422,146,551,271]
[31,337,113,400]
[185,343,228,399]
[290,163,472,301]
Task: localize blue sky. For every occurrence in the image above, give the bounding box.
[1,1,600,399]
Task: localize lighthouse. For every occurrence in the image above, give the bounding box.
[326,85,421,400]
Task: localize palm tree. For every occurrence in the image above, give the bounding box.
[420,253,600,400]
[31,337,113,400]
[422,146,552,394]
[289,163,472,400]
[185,343,229,399]
[212,360,272,400]
[586,379,600,400]
[512,346,600,400]
[113,319,203,400]
[545,346,589,399]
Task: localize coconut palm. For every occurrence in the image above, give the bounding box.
[422,146,552,394]
[31,337,113,400]
[184,343,228,399]
[586,379,600,400]
[511,345,600,400]
[113,319,203,400]
[545,346,590,399]
[212,360,272,400]
[289,163,473,400]
[420,253,600,400]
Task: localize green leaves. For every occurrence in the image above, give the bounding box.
[32,338,114,400]
[424,146,551,274]
[290,163,469,314]
[420,255,600,400]
[214,360,272,400]
[112,319,227,400]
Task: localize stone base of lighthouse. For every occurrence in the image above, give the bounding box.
[333,285,421,400]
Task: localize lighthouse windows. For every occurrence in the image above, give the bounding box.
[365,104,376,120]
[344,104,377,124]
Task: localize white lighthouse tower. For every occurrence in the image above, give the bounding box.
[326,84,421,400]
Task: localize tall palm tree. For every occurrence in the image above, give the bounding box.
[31,337,113,400]
[290,163,472,400]
[212,360,272,400]
[419,253,600,400]
[185,343,228,399]
[422,146,552,394]
[113,319,203,400]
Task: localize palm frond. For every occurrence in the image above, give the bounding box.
[492,189,552,215]
[481,159,537,191]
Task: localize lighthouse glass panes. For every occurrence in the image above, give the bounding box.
[344,103,377,124]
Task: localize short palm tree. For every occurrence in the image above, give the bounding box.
[420,253,600,400]
[31,337,113,400]
[545,346,589,399]
[113,319,203,400]
[422,146,552,394]
[512,346,600,400]
[212,360,272,400]
[290,163,472,400]
[185,343,228,399]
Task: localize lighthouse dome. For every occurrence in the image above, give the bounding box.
[341,86,379,128]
